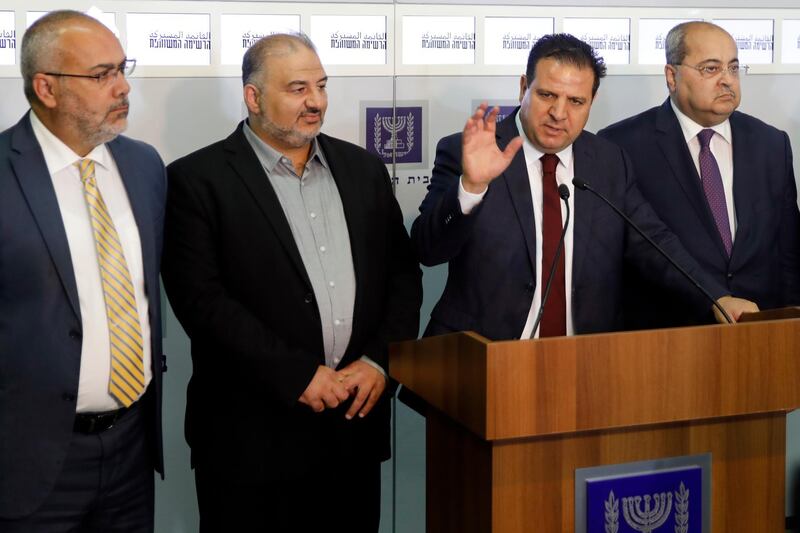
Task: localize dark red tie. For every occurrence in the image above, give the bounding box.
[539,153,566,337]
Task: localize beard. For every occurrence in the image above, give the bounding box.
[253,110,323,150]
[61,90,129,148]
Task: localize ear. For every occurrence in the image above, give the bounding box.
[32,73,58,109]
[664,64,677,93]
[243,83,261,115]
[518,75,528,102]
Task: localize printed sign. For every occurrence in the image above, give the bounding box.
[713,19,774,64]
[127,13,211,66]
[563,18,631,65]
[310,15,387,65]
[484,17,553,66]
[402,16,475,65]
[782,20,800,64]
[220,14,300,66]
[638,19,697,65]
[0,12,14,66]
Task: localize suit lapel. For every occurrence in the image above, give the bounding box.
[728,112,753,264]
[10,113,81,320]
[497,111,538,273]
[655,99,728,258]
[224,123,313,289]
[571,133,597,288]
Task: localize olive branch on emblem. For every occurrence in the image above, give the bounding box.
[605,490,619,533]
[674,482,689,533]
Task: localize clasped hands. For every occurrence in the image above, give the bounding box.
[298,360,386,419]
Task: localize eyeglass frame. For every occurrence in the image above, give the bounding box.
[673,61,749,79]
[42,58,136,85]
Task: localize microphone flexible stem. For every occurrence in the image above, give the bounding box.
[572,178,733,324]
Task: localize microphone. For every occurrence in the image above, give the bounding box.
[530,184,571,339]
[571,177,733,324]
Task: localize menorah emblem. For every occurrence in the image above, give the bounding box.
[621,492,673,532]
[371,110,416,161]
[381,115,407,151]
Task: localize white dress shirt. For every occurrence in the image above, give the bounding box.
[30,111,152,413]
[670,100,737,241]
[458,113,575,338]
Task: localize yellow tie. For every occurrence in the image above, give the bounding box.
[78,159,145,407]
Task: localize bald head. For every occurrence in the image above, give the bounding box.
[241,32,317,88]
[21,10,113,105]
[665,21,734,66]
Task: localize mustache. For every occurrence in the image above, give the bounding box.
[109,98,130,112]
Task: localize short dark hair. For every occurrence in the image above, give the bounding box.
[241,32,316,87]
[525,33,607,96]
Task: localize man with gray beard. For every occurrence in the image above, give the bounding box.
[161,33,421,532]
[0,10,166,532]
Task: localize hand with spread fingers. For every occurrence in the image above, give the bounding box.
[299,365,351,412]
[461,102,524,194]
[336,360,387,420]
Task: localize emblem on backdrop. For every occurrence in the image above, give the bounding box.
[361,102,428,169]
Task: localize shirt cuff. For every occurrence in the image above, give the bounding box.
[458,176,487,215]
[359,355,387,378]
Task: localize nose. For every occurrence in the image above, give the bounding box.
[112,69,130,97]
[305,86,326,111]
[549,98,567,121]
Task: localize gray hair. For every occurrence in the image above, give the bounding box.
[666,21,726,65]
[241,32,317,87]
[20,10,99,104]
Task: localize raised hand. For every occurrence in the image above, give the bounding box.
[461,103,524,194]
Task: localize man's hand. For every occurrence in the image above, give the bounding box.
[299,365,350,413]
[461,103,524,194]
[714,295,759,323]
[336,360,387,420]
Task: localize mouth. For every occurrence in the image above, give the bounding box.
[542,123,564,135]
[716,92,735,101]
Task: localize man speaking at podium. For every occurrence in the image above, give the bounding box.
[411,33,756,340]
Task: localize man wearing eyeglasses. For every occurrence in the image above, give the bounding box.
[599,21,800,329]
[0,10,165,532]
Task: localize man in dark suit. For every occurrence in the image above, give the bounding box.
[599,21,800,329]
[412,33,755,341]
[161,33,421,532]
[0,10,165,532]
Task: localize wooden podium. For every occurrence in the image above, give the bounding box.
[389,318,800,532]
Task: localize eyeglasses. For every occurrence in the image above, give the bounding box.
[43,58,136,86]
[676,62,749,79]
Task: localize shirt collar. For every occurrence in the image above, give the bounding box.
[670,98,732,146]
[28,110,112,174]
[515,110,574,171]
[243,119,329,174]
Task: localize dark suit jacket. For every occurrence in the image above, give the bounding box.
[161,122,421,482]
[599,98,800,328]
[411,109,727,340]
[0,113,166,519]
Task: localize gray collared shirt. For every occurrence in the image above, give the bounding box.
[243,122,355,369]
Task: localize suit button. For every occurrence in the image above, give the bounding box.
[526,282,535,293]
[727,272,734,280]
[68,330,81,340]
[62,393,76,402]
[304,293,313,304]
